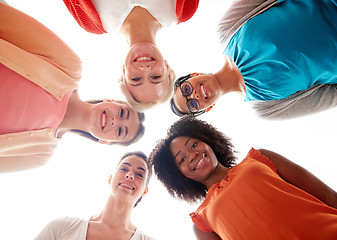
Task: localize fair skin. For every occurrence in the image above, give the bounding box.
[173,55,246,114]
[170,137,337,240]
[86,155,149,240]
[56,91,140,144]
[120,6,169,103]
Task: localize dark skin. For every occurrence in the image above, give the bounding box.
[190,149,337,240]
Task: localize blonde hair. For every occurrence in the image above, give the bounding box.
[119,64,176,111]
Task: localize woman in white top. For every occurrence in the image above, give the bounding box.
[35,151,155,240]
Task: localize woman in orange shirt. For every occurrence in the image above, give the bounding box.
[150,116,337,240]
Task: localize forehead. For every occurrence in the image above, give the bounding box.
[170,136,193,151]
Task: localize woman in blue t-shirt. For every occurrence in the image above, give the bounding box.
[171,0,337,120]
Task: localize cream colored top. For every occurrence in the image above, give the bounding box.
[0,2,81,172]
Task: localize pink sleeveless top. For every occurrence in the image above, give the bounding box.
[0,63,71,135]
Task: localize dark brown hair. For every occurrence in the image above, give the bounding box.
[149,116,236,203]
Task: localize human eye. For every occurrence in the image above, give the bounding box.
[181,83,192,96]
[151,75,161,80]
[132,77,141,81]
[136,172,144,178]
[119,167,128,172]
[191,142,197,149]
[118,127,122,137]
[178,157,186,165]
[120,108,124,118]
[188,99,199,112]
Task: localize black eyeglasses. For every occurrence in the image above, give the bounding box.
[174,75,204,116]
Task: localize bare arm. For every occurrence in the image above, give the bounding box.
[0,2,81,80]
[258,149,337,209]
[193,224,221,240]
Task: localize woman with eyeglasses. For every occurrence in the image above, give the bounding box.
[150,116,337,239]
[0,2,145,173]
[171,0,337,119]
[35,152,156,240]
[63,0,199,111]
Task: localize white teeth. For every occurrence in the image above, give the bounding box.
[101,112,107,129]
[136,56,153,62]
[119,183,135,190]
[195,154,206,170]
[201,85,208,98]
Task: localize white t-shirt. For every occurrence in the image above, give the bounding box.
[91,0,177,33]
[35,217,156,240]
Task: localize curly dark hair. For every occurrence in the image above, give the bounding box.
[149,116,236,203]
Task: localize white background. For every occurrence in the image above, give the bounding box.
[1,0,337,239]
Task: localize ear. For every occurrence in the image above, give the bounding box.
[205,103,215,112]
[141,187,149,197]
[164,59,169,69]
[108,174,112,184]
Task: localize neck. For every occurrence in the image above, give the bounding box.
[56,91,91,138]
[120,6,161,46]
[214,55,246,97]
[202,163,229,189]
[91,195,135,230]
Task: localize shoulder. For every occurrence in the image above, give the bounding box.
[132,228,157,240]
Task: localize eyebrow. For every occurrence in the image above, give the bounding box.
[173,138,192,160]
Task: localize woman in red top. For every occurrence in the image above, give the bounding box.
[150,116,337,240]
[63,0,199,111]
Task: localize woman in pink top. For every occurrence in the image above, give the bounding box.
[0,2,145,173]
[150,117,337,240]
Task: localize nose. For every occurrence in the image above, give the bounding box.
[191,90,199,99]
[188,152,198,163]
[125,172,134,180]
[138,65,151,71]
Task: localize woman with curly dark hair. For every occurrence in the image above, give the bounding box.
[150,117,337,240]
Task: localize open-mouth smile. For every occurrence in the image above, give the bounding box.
[201,84,208,99]
[193,153,206,171]
[101,111,107,130]
[133,55,155,62]
[119,183,135,190]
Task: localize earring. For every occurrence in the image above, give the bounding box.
[190,72,203,77]
[205,104,215,112]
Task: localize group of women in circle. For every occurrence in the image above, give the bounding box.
[1,0,337,239]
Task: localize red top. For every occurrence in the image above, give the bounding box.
[191,148,337,240]
[63,0,199,34]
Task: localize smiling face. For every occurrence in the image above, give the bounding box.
[170,136,219,184]
[110,155,149,202]
[173,75,222,114]
[88,100,140,143]
[123,42,169,103]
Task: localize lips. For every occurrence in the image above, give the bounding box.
[192,153,206,171]
[133,55,155,62]
[200,84,208,100]
[101,111,107,130]
[119,182,135,190]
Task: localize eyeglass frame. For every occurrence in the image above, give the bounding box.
[173,74,205,116]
